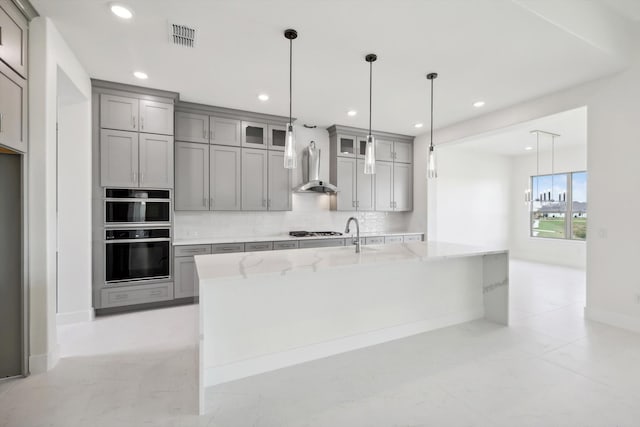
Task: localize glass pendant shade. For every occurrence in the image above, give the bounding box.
[283,123,296,169]
[364,135,376,174]
[426,145,437,179]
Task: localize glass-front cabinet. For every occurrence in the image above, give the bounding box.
[337,134,357,157]
[268,124,286,151]
[242,121,267,148]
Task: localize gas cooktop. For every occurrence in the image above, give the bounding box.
[289,231,343,238]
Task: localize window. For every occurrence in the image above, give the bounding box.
[530,171,587,240]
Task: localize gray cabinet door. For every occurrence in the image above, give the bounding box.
[375,139,394,162]
[268,151,292,211]
[375,161,394,212]
[210,145,241,210]
[394,141,412,163]
[337,134,357,158]
[336,157,356,211]
[0,62,26,152]
[139,100,174,135]
[210,117,241,147]
[139,133,174,189]
[268,124,286,151]
[356,159,375,211]
[242,121,267,149]
[100,129,139,187]
[174,141,210,210]
[175,112,209,143]
[100,94,139,131]
[241,148,268,210]
[0,0,28,78]
[174,257,197,298]
[393,163,413,211]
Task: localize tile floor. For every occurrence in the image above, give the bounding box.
[2,260,640,426]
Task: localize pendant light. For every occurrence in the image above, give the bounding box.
[426,72,438,179]
[364,53,377,175]
[283,29,297,169]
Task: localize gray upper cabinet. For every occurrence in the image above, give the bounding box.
[393,163,413,211]
[0,0,28,78]
[139,133,174,189]
[335,157,356,211]
[210,117,241,147]
[175,112,209,144]
[375,161,394,212]
[337,134,357,158]
[100,94,139,132]
[268,124,286,151]
[356,159,375,211]
[210,145,241,210]
[242,121,267,149]
[139,100,174,135]
[175,141,210,210]
[0,62,27,152]
[100,129,139,187]
[267,151,292,211]
[394,141,412,163]
[376,139,394,162]
[241,148,268,210]
[356,137,368,159]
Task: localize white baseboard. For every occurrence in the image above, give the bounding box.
[29,345,59,374]
[56,308,95,325]
[585,306,640,334]
[204,308,484,388]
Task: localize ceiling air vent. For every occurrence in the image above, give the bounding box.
[169,23,196,48]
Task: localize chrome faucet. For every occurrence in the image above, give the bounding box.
[344,217,361,253]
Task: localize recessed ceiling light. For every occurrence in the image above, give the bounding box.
[524,146,533,151]
[110,3,133,19]
[258,94,269,101]
[347,110,357,117]
[133,71,148,80]
[414,123,423,129]
[473,101,486,108]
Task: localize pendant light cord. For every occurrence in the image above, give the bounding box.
[369,60,372,136]
[289,38,292,126]
[430,77,434,150]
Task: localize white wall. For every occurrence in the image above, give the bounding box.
[510,145,587,268]
[29,17,92,373]
[410,31,640,333]
[428,145,511,248]
[175,125,411,239]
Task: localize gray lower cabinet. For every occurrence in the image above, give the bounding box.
[101,282,174,308]
[298,239,345,249]
[0,61,27,152]
[100,94,138,132]
[210,145,241,210]
[393,163,413,211]
[273,241,298,250]
[174,244,212,299]
[403,234,423,243]
[211,243,245,253]
[364,236,385,245]
[242,148,268,211]
[175,141,210,210]
[0,0,28,78]
[245,242,273,252]
[384,236,403,244]
[139,100,174,135]
[375,161,394,212]
[210,117,241,147]
[175,112,209,143]
[139,133,174,188]
[267,151,292,211]
[100,129,139,187]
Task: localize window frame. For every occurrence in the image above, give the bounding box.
[529,170,587,241]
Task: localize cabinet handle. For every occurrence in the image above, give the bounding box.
[139,172,144,184]
[352,201,355,208]
[267,199,271,209]
[262,199,266,207]
[141,116,144,130]
[0,113,3,133]
[209,129,213,140]
[203,129,206,139]
[132,116,136,129]
[150,290,162,297]
[133,172,138,183]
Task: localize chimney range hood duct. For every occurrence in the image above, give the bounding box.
[294,141,338,193]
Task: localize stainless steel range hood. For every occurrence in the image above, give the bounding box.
[294,141,338,193]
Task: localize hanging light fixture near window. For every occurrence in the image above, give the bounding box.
[426,72,438,179]
[529,130,562,203]
[283,29,298,169]
[364,54,377,175]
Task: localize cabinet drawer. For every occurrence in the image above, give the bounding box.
[403,234,423,243]
[245,241,273,252]
[101,282,173,308]
[174,244,212,257]
[211,243,245,253]
[273,241,299,250]
[364,236,385,245]
[298,239,345,249]
[0,0,28,78]
[384,236,404,244]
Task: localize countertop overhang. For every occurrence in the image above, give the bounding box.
[174,231,423,246]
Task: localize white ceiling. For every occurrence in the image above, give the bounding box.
[444,106,587,157]
[32,0,637,136]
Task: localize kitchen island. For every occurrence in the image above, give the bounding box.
[195,241,509,414]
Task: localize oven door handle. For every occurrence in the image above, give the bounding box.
[105,238,172,244]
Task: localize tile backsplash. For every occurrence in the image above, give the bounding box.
[174,193,410,239]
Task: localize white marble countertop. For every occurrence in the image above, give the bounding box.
[174,231,423,246]
[195,241,507,281]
